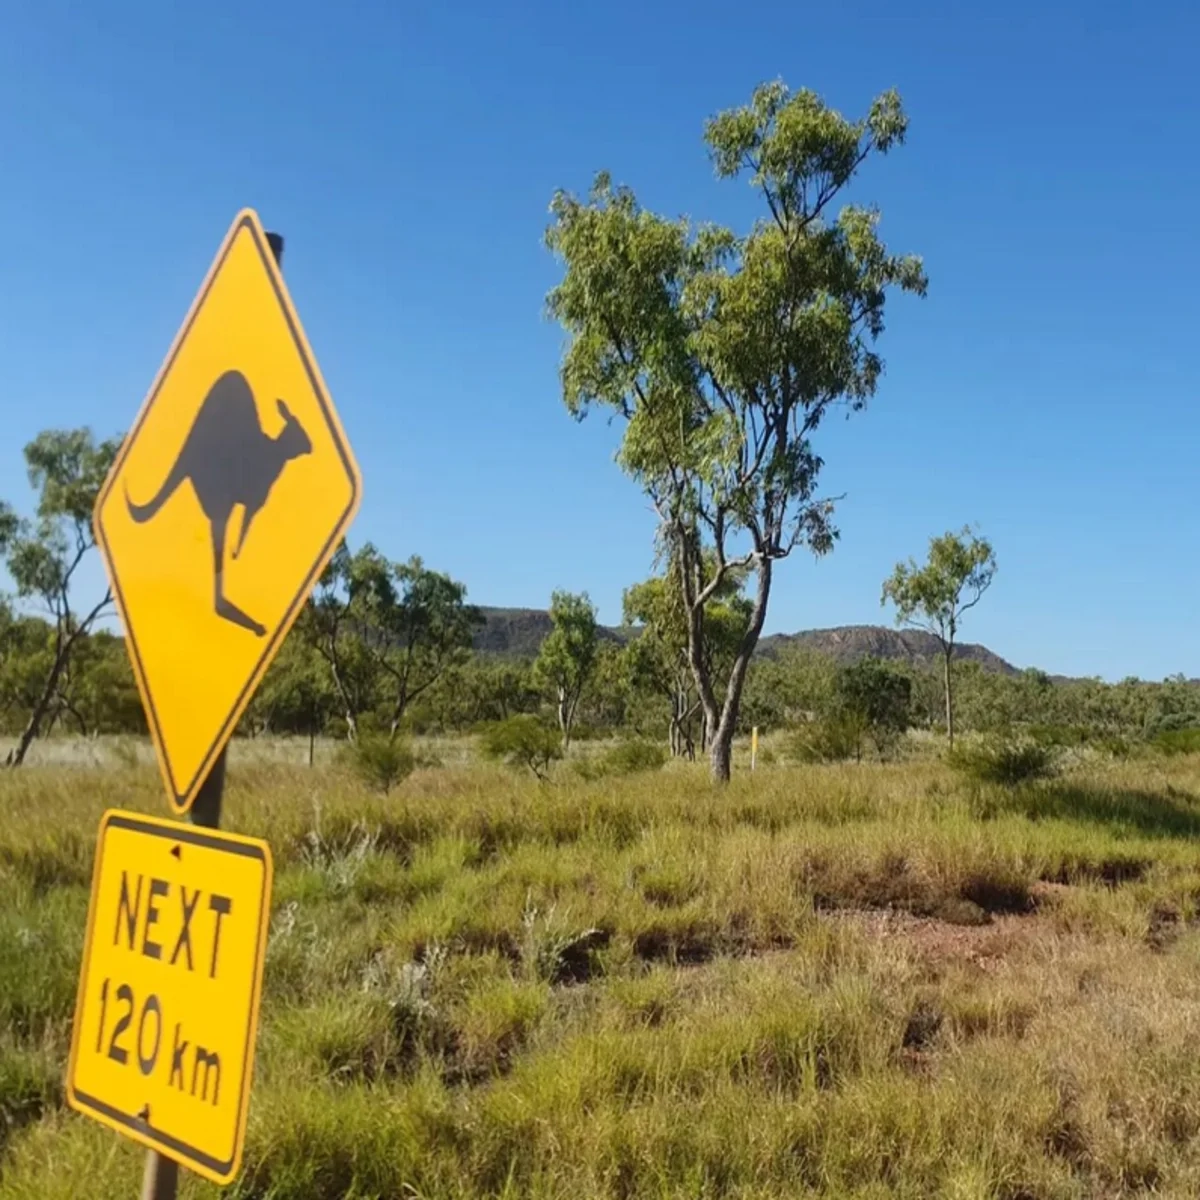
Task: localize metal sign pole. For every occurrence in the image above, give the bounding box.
[139,228,283,1200]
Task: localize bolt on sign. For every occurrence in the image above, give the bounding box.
[93,208,362,814]
[66,810,273,1184]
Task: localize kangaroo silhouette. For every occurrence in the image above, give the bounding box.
[125,369,313,637]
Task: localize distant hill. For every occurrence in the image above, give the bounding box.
[472,607,631,658]
[473,608,1020,675]
[756,625,1020,675]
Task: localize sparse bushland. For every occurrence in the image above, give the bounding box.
[5,738,1200,1196]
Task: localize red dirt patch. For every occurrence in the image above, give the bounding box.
[822,905,1048,972]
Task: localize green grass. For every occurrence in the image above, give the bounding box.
[5,740,1200,1196]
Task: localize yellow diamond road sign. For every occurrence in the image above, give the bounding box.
[66,810,273,1185]
[95,208,361,813]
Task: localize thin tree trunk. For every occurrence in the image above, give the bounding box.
[7,594,109,768]
[682,542,721,753]
[8,651,68,767]
[943,645,955,750]
[707,559,773,784]
[324,657,358,743]
[669,692,682,757]
[64,701,88,736]
[558,686,572,751]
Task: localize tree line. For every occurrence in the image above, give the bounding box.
[0,441,1195,759]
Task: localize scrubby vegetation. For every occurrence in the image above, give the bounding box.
[5,739,1200,1196]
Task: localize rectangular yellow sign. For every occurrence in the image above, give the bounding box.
[66,810,273,1184]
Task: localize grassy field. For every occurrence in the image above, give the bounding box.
[6,738,1200,1198]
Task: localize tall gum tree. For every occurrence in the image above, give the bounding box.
[545,80,927,781]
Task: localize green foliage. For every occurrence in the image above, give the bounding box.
[882,527,997,640]
[604,738,668,775]
[546,80,925,781]
[950,736,1056,787]
[575,640,631,734]
[830,657,911,757]
[1152,728,1200,756]
[533,591,598,748]
[479,715,563,780]
[248,633,337,742]
[787,712,868,763]
[742,645,837,731]
[576,738,668,781]
[781,658,909,764]
[415,658,542,734]
[623,556,750,756]
[1145,710,1200,738]
[56,631,144,736]
[882,526,996,747]
[299,543,482,738]
[0,428,121,763]
[1023,724,1135,758]
[340,734,416,794]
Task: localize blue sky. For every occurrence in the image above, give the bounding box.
[2,0,1197,683]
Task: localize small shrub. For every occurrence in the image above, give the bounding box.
[787,713,866,764]
[479,716,562,781]
[577,739,669,781]
[1097,733,1135,758]
[566,723,610,742]
[340,734,416,793]
[1026,724,1092,750]
[1145,711,1200,738]
[361,947,448,1054]
[605,738,667,775]
[402,702,438,736]
[519,898,609,983]
[299,819,380,896]
[831,658,911,757]
[1025,724,1135,759]
[950,737,1055,787]
[1152,728,1200,756]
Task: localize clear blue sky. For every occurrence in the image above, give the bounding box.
[2,0,1197,683]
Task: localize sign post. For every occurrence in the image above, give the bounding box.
[140,743,229,1200]
[67,213,362,1195]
